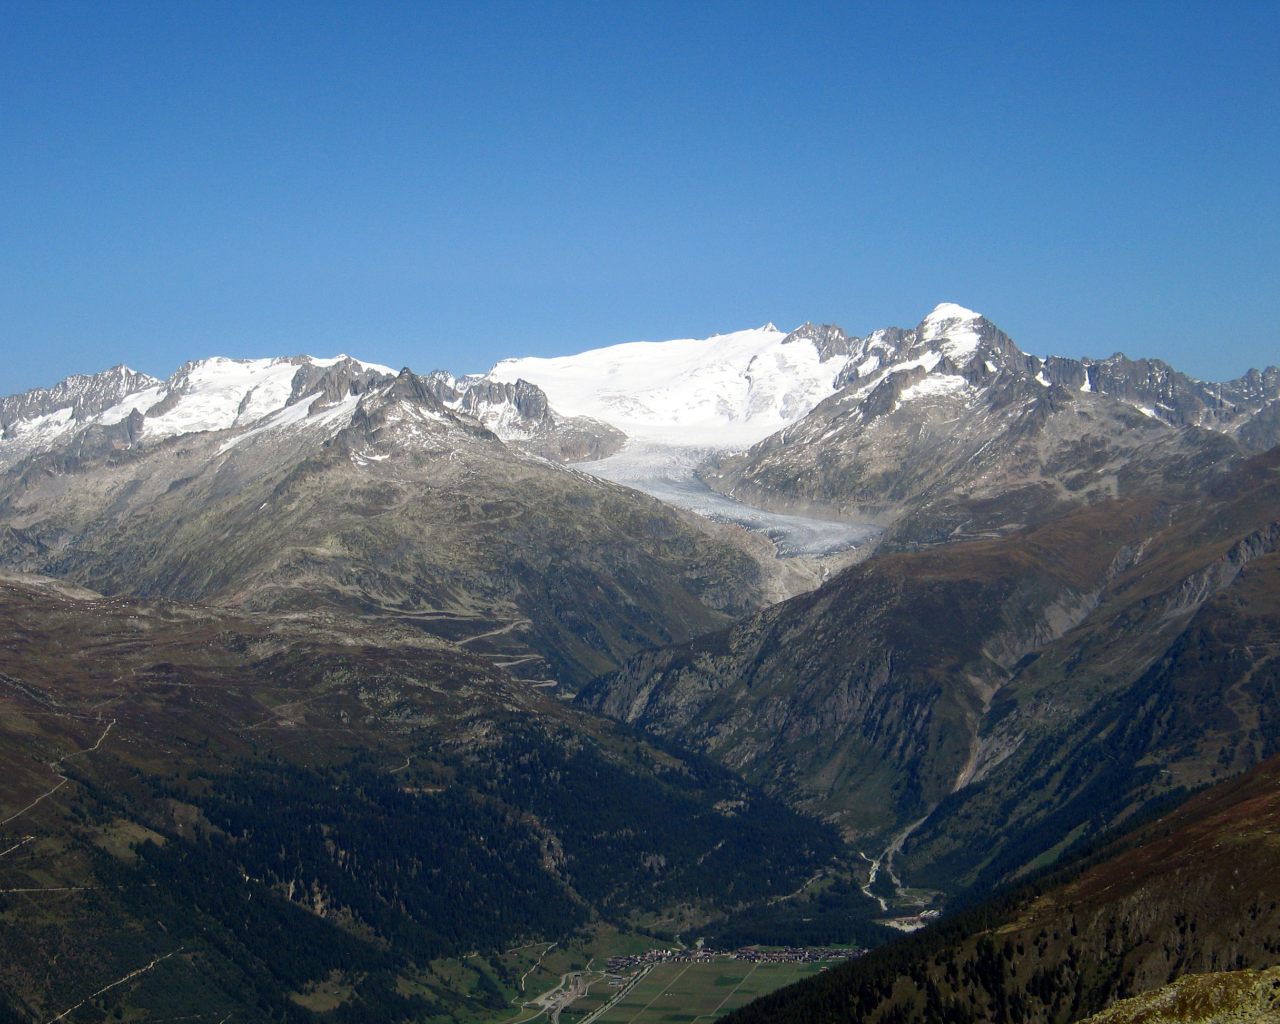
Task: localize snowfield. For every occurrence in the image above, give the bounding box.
[489,325,846,448]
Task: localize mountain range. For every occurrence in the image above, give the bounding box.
[0,303,1276,1022]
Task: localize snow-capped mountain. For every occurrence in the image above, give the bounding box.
[477,306,1027,452]
[487,323,851,448]
[480,304,1279,454]
[705,304,1280,545]
[2,304,1276,554]
[0,364,162,431]
[8,303,1273,476]
[0,354,397,470]
[0,352,629,471]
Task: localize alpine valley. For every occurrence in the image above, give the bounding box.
[1,304,1278,1023]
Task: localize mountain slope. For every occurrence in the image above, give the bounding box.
[1077,969,1280,1024]
[0,363,770,688]
[0,572,844,1023]
[724,752,1280,1024]
[704,306,1267,545]
[579,446,1280,892]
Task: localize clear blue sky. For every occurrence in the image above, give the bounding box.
[2,1,1277,393]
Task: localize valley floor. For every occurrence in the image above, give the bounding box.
[491,938,854,1024]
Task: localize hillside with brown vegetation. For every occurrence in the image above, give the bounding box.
[723,752,1280,1023]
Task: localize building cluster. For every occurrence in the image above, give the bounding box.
[604,945,861,974]
[733,946,859,964]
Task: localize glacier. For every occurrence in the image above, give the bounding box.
[575,442,881,557]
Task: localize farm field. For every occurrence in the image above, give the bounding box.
[568,960,831,1024]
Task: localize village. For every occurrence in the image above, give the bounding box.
[604,944,862,975]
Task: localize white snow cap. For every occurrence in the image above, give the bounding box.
[921,303,982,330]
[488,324,831,447]
[142,355,392,440]
[920,303,985,365]
[311,354,397,376]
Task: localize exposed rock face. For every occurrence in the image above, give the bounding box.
[283,356,391,409]
[427,373,626,461]
[459,378,550,422]
[782,322,857,360]
[1238,397,1280,452]
[0,365,160,442]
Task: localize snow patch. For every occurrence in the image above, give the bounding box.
[145,358,301,439]
[216,391,360,454]
[350,449,392,467]
[921,303,982,332]
[5,406,74,440]
[900,374,969,403]
[311,353,397,377]
[99,386,166,425]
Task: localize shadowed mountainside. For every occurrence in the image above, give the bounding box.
[723,752,1280,1024]
[0,572,845,1022]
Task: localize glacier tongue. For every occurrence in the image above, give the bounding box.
[576,441,882,557]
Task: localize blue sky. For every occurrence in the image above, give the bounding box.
[2,1,1277,393]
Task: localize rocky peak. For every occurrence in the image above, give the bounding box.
[1067,352,1280,433]
[0,364,160,435]
[781,322,855,361]
[458,378,552,427]
[833,327,913,389]
[285,358,393,410]
[380,368,455,412]
[419,370,462,405]
[912,304,1004,369]
[337,369,498,455]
